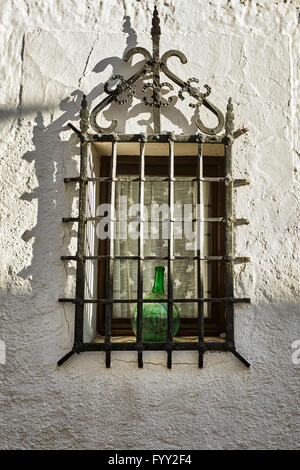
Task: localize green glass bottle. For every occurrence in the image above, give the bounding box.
[131,266,180,341]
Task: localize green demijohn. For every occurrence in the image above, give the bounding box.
[131,266,180,341]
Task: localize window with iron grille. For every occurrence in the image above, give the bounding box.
[95,143,226,338]
[58,6,250,369]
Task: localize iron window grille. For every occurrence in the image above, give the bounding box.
[58,6,250,369]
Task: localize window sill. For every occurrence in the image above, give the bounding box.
[92,335,225,344]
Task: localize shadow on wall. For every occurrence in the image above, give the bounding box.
[17,14,200,282]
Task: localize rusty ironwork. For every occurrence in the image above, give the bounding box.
[104,75,136,104]
[167,138,175,368]
[196,142,205,368]
[137,141,146,368]
[57,7,250,369]
[142,80,174,109]
[89,5,225,136]
[224,98,235,346]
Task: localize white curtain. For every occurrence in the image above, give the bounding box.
[83,146,98,342]
[112,179,212,319]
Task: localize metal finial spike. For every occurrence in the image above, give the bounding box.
[227,97,233,112]
[80,94,89,133]
[151,5,161,37]
[225,97,234,136]
[81,94,88,109]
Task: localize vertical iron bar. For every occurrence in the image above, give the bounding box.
[74,139,88,350]
[137,140,145,368]
[197,141,205,368]
[167,138,175,368]
[225,98,234,345]
[225,143,234,343]
[105,140,117,367]
[151,5,161,133]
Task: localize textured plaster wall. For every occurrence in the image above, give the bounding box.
[0,0,299,450]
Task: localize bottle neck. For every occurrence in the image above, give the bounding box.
[152,267,165,294]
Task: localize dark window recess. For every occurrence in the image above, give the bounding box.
[97,154,226,338]
[58,6,250,369]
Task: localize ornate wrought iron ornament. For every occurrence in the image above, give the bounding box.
[90,5,225,135]
[58,6,250,369]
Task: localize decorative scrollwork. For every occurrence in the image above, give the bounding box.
[195,99,225,135]
[104,75,135,104]
[160,50,187,88]
[161,50,224,135]
[90,62,150,134]
[123,47,152,65]
[89,7,227,136]
[143,80,174,109]
[178,79,211,108]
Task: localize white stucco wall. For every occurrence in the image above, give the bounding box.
[0,0,299,450]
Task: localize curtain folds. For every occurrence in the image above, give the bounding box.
[113,179,212,319]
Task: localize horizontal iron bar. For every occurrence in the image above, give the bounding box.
[234,218,250,226]
[233,179,250,187]
[232,127,248,139]
[60,255,250,262]
[234,256,251,263]
[58,297,251,304]
[81,341,228,352]
[67,129,248,144]
[95,217,219,224]
[57,342,250,368]
[62,216,247,223]
[94,217,222,223]
[64,176,230,183]
[62,216,249,225]
[62,217,79,223]
[84,133,228,144]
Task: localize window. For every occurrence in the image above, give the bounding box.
[95,143,226,338]
[58,6,250,369]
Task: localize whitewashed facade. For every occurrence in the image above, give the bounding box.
[0,0,299,450]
